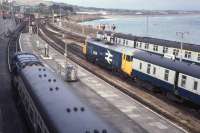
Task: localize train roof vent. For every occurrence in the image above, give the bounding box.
[48,79,51,82]
[39,74,42,78]
[66,107,85,113]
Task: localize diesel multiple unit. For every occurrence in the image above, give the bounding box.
[11,52,118,133]
[83,38,200,105]
[97,31,200,64]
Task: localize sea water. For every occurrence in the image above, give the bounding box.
[82,15,200,45]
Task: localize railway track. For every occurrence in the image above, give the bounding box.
[46,22,86,43]
[8,23,26,72]
[39,23,200,133]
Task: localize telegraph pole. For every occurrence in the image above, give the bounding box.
[176,32,189,62]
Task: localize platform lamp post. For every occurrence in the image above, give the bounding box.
[176,32,189,62]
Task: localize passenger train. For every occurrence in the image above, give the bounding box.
[83,38,200,105]
[96,31,200,64]
[11,52,118,133]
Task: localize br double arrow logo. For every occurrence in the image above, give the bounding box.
[105,50,113,64]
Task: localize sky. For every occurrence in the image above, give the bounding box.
[53,0,200,10]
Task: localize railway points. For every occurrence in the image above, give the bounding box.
[19,30,187,133]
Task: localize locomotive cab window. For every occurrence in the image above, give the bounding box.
[181,75,187,87]
[193,81,198,90]
[126,55,133,61]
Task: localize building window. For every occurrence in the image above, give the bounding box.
[163,47,168,53]
[153,67,156,75]
[126,40,128,45]
[147,64,151,74]
[139,63,142,70]
[145,43,149,49]
[173,49,179,56]
[153,45,158,51]
[193,81,198,90]
[181,75,187,88]
[197,53,200,61]
[123,39,126,45]
[164,69,169,81]
[185,51,191,59]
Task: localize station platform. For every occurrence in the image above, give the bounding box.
[20,32,187,133]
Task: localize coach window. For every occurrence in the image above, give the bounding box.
[139,62,142,70]
[185,51,191,59]
[164,69,169,81]
[139,42,142,48]
[198,53,200,61]
[163,47,168,53]
[123,39,126,45]
[173,49,179,56]
[193,81,198,90]
[153,67,156,75]
[145,43,149,49]
[147,64,151,74]
[181,75,187,88]
[153,45,158,51]
[136,42,138,48]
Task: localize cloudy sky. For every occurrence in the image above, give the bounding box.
[53,0,200,10]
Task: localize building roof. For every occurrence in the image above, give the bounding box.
[134,51,200,79]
